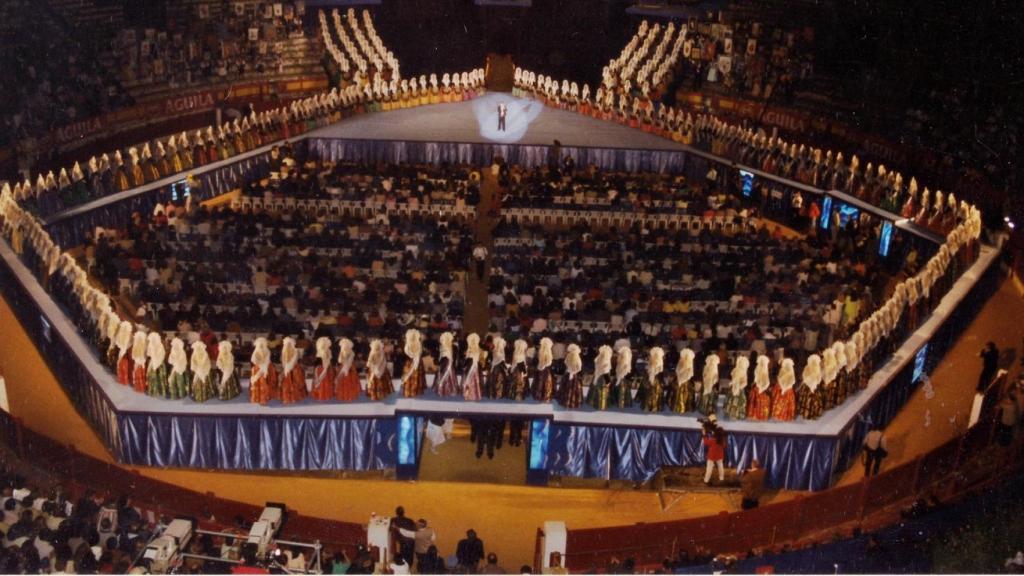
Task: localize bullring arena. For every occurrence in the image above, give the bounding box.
[0,1,1022,574]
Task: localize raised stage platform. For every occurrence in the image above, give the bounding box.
[307,92,682,150]
[2,97,1002,491]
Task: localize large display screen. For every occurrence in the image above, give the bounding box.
[740,169,754,198]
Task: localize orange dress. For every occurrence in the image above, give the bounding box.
[334,362,361,401]
[280,362,307,404]
[310,364,336,401]
[249,363,279,405]
[117,355,132,386]
[746,386,773,420]
[132,361,148,393]
[771,386,797,421]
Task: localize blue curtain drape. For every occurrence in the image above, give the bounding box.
[548,424,614,478]
[549,424,838,490]
[119,413,395,471]
[307,138,688,174]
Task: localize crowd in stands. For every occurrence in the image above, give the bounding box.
[671,19,815,106]
[490,188,881,364]
[0,466,151,574]
[112,0,312,93]
[529,17,813,117]
[514,59,977,241]
[0,131,982,423]
[90,162,475,379]
[0,11,988,421]
[0,0,130,148]
[0,445,546,575]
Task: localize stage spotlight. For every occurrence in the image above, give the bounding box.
[472,92,544,144]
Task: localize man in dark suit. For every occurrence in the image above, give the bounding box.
[456,529,485,572]
[497,104,507,131]
[740,459,766,509]
[390,506,416,565]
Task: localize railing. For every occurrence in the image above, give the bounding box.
[0,408,367,556]
[551,372,1014,573]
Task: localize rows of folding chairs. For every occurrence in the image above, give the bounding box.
[233,196,475,221]
[504,208,748,232]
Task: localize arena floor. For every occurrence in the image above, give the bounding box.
[2,277,1020,567]
[307,92,684,150]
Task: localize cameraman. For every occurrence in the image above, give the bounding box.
[702,415,726,485]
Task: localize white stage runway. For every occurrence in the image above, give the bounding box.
[308,92,684,151]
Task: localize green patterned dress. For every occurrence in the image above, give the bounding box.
[167,367,190,400]
[147,364,169,398]
[191,368,216,403]
[218,367,242,401]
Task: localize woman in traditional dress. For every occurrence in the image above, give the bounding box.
[102,311,120,370]
[334,338,361,401]
[146,333,169,398]
[833,341,850,405]
[507,339,530,401]
[400,329,427,397]
[166,338,190,400]
[798,355,824,420]
[699,355,720,416]
[748,355,773,420]
[115,321,134,384]
[847,334,866,393]
[907,277,921,331]
[821,348,838,411]
[131,330,149,394]
[639,347,668,412]
[863,317,880,370]
[724,356,749,420]
[189,341,216,403]
[587,345,614,410]
[770,358,797,420]
[434,332,460,397]
[611,345,636,409]
[279,337,307,404]
[532,337,556,402]
[249,337,277,405]
[94,308,112,362]
[311,337,336,401]
[216,341,242,400]
[558,344,585,409]
[485,337,509,399]
[462,334,483,401]
[365,339,392,400]
[666,349,693,414]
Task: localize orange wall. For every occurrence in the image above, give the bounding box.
[0,293,112,460]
